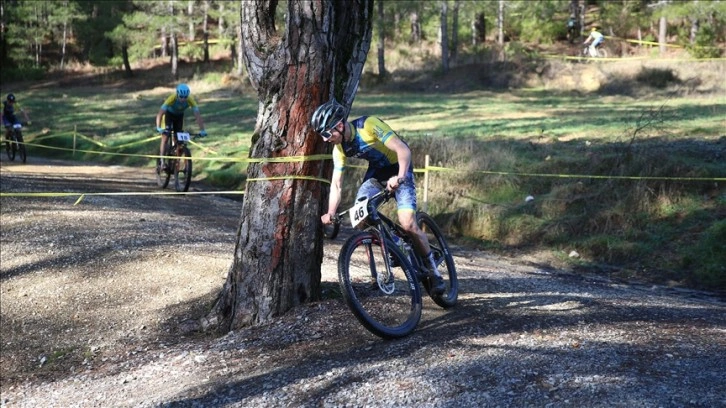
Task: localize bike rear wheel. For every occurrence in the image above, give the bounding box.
[338,231,422,339]
[174,146,192,192]
[417,212,458,308]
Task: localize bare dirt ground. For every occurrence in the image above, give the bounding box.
[1,157,725,407]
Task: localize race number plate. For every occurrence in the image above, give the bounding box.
[13,123,22,129]
[176,132,191,142]
[349,197,369,228]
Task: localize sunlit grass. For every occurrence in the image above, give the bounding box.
[12,62,726,291]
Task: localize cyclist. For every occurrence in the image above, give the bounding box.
[2,93,31,140]
[566,15,578,43]
[313,98,446,295]
[583,26,605,57]
[154,83,207,171]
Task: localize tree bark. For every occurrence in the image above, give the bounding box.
[188,0,194,43]
[206,0,373,333]
[451,0,459,63]
[410,12,420,43]
[203,0,210,63]
[498,0,505,45]
[440,1,449,74]
[122,44,132,77]
[377,0,386,77]
[658,15,667,55]
[171,32,178,79]
[473,12,485,45]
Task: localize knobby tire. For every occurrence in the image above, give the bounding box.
[5,138,15,161]
[17,132,26,163]
[174,146,192,192]
[338,231,422,339]
[156,142,172,189]
[417,212,459,308]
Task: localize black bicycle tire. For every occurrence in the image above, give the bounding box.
[156,145,171,189]
[338,231,422,339]
[5,138,14,161]
[417,212,458,308]
[323,222,340,240]
[174,146,192,192]
[17,132,26,163]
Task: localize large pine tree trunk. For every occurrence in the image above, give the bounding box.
[205,0,373,332]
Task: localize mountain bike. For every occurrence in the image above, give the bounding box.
[330,181,458,339]
[583,44,608,59]
[4,123,27,163]
[156,130,202,192]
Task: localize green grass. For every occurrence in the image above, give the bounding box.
[11,60,726,292]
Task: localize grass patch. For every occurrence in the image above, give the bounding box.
[8,58,726,292]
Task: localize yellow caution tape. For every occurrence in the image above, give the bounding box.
[426,165,725,182]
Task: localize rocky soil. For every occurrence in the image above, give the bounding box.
[1,158,724,408]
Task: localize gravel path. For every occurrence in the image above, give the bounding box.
[1,158,724,408]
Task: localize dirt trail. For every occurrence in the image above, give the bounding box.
[1,158,724,407]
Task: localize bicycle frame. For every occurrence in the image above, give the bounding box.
[337,188,426,281]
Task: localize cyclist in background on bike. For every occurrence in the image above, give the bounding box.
[583,26,605,57]
[154,83,207,171]
[566,15,578,43]
[2,93,31,140]
[314,98,446,295]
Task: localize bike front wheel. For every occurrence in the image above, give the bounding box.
[174,146,192,192]
[156,156,171,189]
[338,231,422,339]
[5,136,16,161]
[417,212,458,308]
[16,132,26,163]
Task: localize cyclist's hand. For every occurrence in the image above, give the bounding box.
[199,130,208,137]
[321,213,334,225]
[156,127,165,134]
[386,176,402,191]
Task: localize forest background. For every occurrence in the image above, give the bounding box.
[1,0,725,292]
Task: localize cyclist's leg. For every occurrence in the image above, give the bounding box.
[3,119,12,139]
[592,37,604,56]
[355,178,384,229]
[394,179,445,294]
[394,179,429,257]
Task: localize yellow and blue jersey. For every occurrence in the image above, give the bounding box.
[333,116,412,182]
[160,94,200,116]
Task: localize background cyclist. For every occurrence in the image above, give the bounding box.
[583,26,605,57]
[155,83,207,171]
[2,93,31,140]
[313,98,446,295]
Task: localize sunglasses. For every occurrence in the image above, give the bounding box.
[320,129,333,141]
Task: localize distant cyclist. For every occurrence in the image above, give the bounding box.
[583,26,605,57]
[2,93,31,140]
[313,98,446,295]
[154,83,207,171]
[566,15,578,43]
